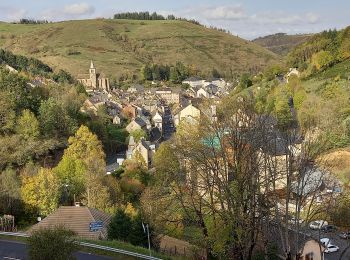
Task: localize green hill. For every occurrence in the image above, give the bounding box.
[0,19,280,80]
[253,33,312,56]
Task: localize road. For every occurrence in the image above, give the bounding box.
[297,227,350,260]
[0,239,129,260]
[162,105,175,140]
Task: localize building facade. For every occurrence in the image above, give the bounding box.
[78,61,110,91]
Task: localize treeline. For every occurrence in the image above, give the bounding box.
[288,27,350,74]
[0,49,74,84]
[141,62,223,83]
[113,11,201,25]
[209,26,231,35]
[15,19,50,24]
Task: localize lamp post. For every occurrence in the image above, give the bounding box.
[142,222,151,256]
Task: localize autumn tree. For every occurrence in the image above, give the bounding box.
[21,168,61,216]
[16,109,40,140]
[54,125,112,210]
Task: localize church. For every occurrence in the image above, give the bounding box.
[77,61,110,91]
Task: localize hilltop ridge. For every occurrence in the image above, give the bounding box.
[0,19,281,80]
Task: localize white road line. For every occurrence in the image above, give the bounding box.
[3,257,22,260]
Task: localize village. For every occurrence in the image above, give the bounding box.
[78,61,231,172]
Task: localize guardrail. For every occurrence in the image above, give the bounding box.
[0,231,162,260]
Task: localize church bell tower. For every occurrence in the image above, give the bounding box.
[89,61,97,89]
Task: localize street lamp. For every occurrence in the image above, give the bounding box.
[142,222,151,256]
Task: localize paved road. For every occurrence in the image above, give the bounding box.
[297,227,350,260]
[0,239,123,260]
[162,105,175,140]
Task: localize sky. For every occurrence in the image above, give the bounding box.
[0,0,349,39]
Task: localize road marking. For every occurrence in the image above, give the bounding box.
[3,257,22,260]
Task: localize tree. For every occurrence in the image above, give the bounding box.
[0,91,16,134]
[311,50,333,71]
[141,65,153,81]
[16,109,40,140]
[54,125,111,210]
[145,95,326,259]
[21,168,61,216]
[28,226,78,260]
[0,167,21,216]
[130,129,147,143]
[108,209,151,248]
[239,73,253,88]
[108,209,132,241]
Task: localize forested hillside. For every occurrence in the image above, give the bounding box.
[253,33,312,56]
[287,27,350,75]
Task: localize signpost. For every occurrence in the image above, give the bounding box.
[89,221,103,232]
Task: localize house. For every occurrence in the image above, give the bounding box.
[128,84,144,93]
[286,68,300,82]
[152,110,163,132]
[29,206,111,240]
[204,78,227,89]
[122,104,137,119]
[77,61,110,92]
[156,87,180,104]
[174,104,201,126]
[127,136,136,159]
[126,117,147,133]
[182,77,205,88]
[196,87,210,98]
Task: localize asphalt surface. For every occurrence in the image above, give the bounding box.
[297,227,350,260]
[162,105,175,140]
[0,239,120,260]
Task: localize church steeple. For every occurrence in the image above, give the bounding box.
[89,61,97,89]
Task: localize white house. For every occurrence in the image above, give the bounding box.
[182,77,205,88]
[286,68,300,82]
[174,104,201,126]
[152,110,163,132]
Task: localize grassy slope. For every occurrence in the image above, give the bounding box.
[0,19,280,79]
[253,33,312,56]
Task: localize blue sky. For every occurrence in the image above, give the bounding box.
[1,0,349,39]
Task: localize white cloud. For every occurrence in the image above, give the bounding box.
[251,12,320,25]
[41,2,95,21]
[0,6,27,21]
[198,5,246,20]
[63,3,95,16]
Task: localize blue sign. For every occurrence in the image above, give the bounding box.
[89,221,103,232]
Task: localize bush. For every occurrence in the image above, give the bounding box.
[28,226,78,260]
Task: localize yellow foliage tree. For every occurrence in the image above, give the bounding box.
[21,168,61,216]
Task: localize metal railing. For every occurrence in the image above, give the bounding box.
[0,231,162,260]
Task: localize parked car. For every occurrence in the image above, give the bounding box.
[309,220,328,230]
[320,238,330,245]
[324,244,339,253]
[321,225,337,233]
[339,231,350,239]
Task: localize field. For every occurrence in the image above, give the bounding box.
[0,19,280,80]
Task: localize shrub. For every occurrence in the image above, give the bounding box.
[28,226,78,260]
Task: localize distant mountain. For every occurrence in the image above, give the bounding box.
[253,33,312,56]
[0,19,281,80]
